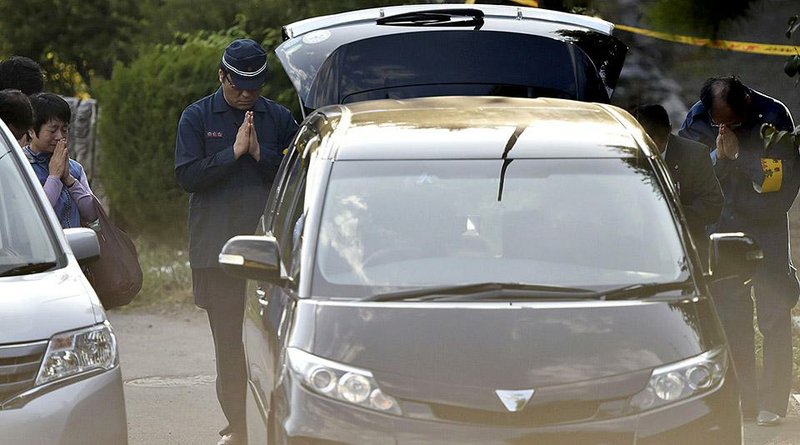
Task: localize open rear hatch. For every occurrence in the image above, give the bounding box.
[276,6,627,115]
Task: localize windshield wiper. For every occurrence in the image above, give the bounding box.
[377,9,484,29]
[594,281,693,301]
[0,262,57,277]
[363,282,594,302]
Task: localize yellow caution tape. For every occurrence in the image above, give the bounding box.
[615,24,798,57]
[758,158,783,193]
[466,0,796,56]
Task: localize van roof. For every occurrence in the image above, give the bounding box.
[317,96,653,161]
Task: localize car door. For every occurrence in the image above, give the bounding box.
[242,120,318,428]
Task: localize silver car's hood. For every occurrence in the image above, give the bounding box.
[0,264,101,344]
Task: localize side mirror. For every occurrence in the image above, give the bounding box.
[63,228,100,264]
[708,232,763,283]
[219,235,284,283]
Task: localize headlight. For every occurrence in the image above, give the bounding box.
[287,347,401,415]
[36,321,118,386]
[627,347,727,413]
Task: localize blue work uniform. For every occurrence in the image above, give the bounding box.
[175,87,299,272]
[679,88,799,417]
[175,87,298,436]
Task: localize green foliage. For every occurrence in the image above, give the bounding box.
[96,29,249,244]
[93,2,438,243]
[0,0,142,93]
[115,238,193,310]
[137,0,426,46]
[761,123,799,151]
[645,0,758,38]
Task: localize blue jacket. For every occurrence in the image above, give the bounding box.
[678,88,797,270]
[24,147,84,228]
[175,88,299,268]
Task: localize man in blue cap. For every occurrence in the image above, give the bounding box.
[175,38,299,445]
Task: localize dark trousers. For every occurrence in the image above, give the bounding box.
[711,268,796,417]
[193,267,247,436]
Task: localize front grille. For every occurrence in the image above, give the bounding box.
[0,341,47,404]
[428,400,601,427]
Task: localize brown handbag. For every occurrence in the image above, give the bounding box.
[83,197,143,309]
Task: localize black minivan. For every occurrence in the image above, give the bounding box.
[220,4,755,444]
[220,95,755,444]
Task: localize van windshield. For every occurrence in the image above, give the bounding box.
[0,148,58,275]
[312,158,688,299]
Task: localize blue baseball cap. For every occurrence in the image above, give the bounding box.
[220,39,268,90]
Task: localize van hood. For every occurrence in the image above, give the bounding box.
[0,266,101,344]
[293,298,723,414]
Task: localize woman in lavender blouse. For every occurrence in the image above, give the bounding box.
[24,92,97,229]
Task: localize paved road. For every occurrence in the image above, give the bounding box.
[109,307,800,445]
[110,308,224,444]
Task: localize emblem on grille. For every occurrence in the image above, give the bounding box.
[495,389,534,412]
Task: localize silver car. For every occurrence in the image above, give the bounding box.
[0,120,127,444]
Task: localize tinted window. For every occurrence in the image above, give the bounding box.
[0,147,58,274]
[313,158,687,298]
[270,124,320,276]
[305,31,607,110]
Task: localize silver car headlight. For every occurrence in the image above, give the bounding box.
[287,347,401,415]
[627,347,728,413]
[35,321,118,386]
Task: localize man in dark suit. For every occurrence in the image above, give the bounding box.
[633,104,724,265]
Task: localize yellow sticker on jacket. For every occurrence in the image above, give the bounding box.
[758,158,782,193]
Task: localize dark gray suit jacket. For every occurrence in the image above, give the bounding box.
[664,134,724,256]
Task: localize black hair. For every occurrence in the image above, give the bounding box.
[699,75,749,115]
[28,92,71,136]
[0,56,45,95]
[0,89,34,140]
[631,103,671,140]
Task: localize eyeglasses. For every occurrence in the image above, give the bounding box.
[709,117,742,130]
[224,74,262,93]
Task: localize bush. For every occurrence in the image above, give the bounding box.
[116,238,193,310]
[95,28,285,245]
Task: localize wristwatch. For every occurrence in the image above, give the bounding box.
[732,151,739,160]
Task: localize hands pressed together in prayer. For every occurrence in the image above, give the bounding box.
[715,124,740,160]
[48,138,76,187]
[233,111,261,161]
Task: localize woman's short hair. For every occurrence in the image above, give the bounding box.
[29,92,71,136]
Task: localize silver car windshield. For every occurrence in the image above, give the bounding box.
[313,158,688,298]
[0,148,58,274]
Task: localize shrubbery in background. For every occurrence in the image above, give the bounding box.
[95,29,254,244]
[125,239,193,309]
